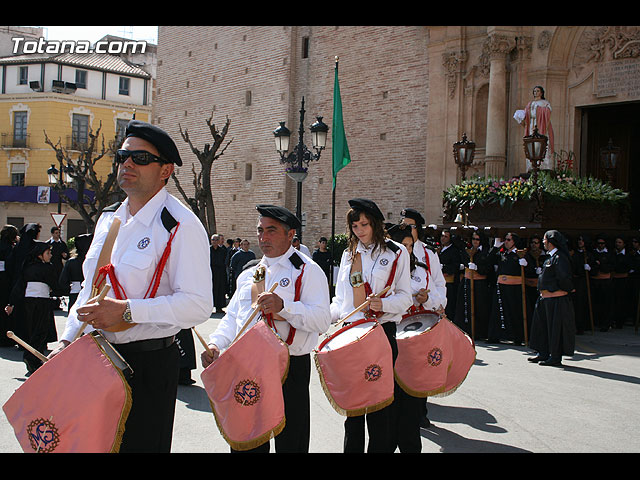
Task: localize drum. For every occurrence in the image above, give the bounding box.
[395,312,476,398]
[200,320,289,451]
[2,333,132,453]
[314,318,394,417]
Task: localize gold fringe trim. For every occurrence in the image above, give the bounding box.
[87,335,133,453]
[206,336,291,451]
[313,353,394,417]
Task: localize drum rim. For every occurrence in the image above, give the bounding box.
[317,318,378,352]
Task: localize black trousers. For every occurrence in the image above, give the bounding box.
[115,340,180,453]
[232,353,311,453]
[344,321,398,453]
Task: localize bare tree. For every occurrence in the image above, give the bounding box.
[172,114,233,237]
[44,122,126,233]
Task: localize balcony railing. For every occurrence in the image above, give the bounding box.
[1,133,30,149]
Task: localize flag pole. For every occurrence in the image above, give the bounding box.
[330,56,339,293]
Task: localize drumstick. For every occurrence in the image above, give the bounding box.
[6,331,49,364]
[338,285,391,325]
[232,282,279,344]
[72,284,111,342]
[192,327,213,357]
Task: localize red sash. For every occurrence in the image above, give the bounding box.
[261,263,306,345]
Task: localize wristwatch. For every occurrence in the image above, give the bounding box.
[122,300,133,324]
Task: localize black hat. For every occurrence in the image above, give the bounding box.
[401,208,425,225]
[256,204,301,230]
[74,233,94,255]
[348,198,384,221]
[125,120,182,166]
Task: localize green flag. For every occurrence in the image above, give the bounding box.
[332,60,351,189]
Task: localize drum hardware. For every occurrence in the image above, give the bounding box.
[323,285,390,339]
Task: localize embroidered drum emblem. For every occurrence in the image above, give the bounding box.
[379,258,389,266]
[427,347,443,367]
[279,277,290,287]
[364,364,383,382]
[27,417,60,453]
[137,237,151,249]
[234,379,261,406]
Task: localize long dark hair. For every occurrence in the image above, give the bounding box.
[389,224,416,272]
[346,208,387,258]
[533,85,546,100]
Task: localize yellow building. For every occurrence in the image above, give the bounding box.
[0,46,153,239]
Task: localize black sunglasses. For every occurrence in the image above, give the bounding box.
[115,149,168,166]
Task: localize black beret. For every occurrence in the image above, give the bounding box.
[401,208,425,225]
[348,198,384,221]
[125,120,182,166]
[256,204,301,230]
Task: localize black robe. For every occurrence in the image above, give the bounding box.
[488,248,525,344]
[570,248,596,333]
[529,249,576,360]
[438,244,462,321]
[210,245,228,311]
[590,249,614,330]
[9,260,60,372]
[454,247,491,340]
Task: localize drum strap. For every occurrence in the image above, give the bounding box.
[252,258,305,345]
[422,245,431,290]
[93,210,181,332]
[353,248,401,319]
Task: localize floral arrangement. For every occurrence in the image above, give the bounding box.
[443,167,628,211]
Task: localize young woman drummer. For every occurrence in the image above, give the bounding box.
[330,198,412,453]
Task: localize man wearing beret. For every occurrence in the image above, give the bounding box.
[52,120,213,452]
[203,204,331,452]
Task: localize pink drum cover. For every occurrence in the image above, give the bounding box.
[2,334,132,453]
[395,316,476,398]
[314,320,394,417]
[200,320,289,451]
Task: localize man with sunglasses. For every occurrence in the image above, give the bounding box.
[53,120,213,452]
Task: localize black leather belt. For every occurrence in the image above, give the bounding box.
[113,335,175,355]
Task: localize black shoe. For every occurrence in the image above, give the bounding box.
[539,359,562,367]
[528,356,547,363]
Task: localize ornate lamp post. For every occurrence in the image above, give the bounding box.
[599,138,621,185]
[47,162,75,214]
[523,126,548,186]
[273,97,328,240]
[523,126,549,223]
[453,133,476,181]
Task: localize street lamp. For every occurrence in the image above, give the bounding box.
[523,126,548,186]
[600,138,621,185]
[453,133,476,181]
[273,97,328,240]
[47,162,75,213]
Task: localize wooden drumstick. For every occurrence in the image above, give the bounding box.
[338,285,391,326]
[6,331,49,364]
[233,282,279,344]
[192,327,213,357]
[72,284,111,341]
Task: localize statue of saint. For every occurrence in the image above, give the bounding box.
[514,85,555,170]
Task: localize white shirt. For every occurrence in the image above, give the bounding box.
[411,240,447,311]
[210,245,331,356]
[409,246,447,312]
[330,240,412,325]
[297,244,311,256]
[61,187,213,344]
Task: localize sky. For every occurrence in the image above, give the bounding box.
[28,26,158,45]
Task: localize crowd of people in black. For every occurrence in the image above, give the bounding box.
[428,227,640,348]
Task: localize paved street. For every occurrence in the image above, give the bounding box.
[1,309,639,453]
